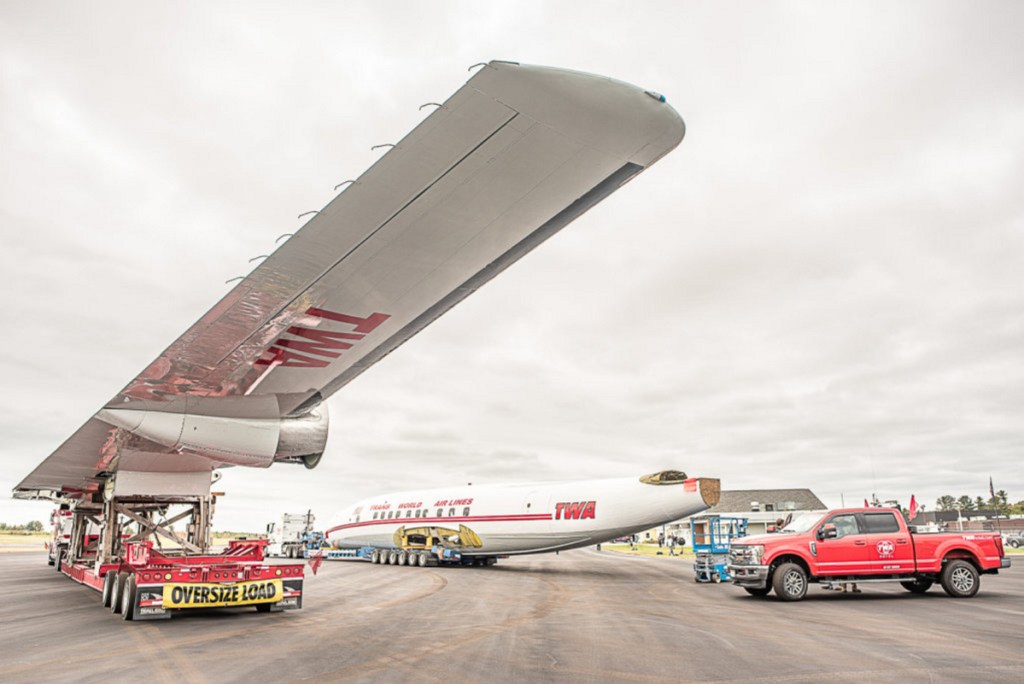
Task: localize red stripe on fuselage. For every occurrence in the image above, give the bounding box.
[325,513,552,538]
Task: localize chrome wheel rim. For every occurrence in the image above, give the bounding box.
[784,570,805,596]
[951,566,975,593]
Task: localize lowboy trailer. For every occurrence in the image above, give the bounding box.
[52,471,305,621]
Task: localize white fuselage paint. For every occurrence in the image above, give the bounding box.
[325,474,714,556]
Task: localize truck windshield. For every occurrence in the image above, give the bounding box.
[780,512,824,534]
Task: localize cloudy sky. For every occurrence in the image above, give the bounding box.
[2,2,1021,530]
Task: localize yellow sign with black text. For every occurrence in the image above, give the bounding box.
[162,579,283,608]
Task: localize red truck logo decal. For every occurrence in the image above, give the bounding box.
[554,501,596,520]
[876,540,895,558]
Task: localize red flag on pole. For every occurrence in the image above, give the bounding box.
[864,499,870,508]
[908,495,918,521]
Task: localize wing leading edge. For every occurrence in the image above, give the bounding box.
[15,61,685,498]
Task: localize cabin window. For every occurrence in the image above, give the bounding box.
[448,507,456,517]
[372,512,378,520]
[387,511,394,519]
[864,512,901,534]
[406,510,412,518]
[437,508,443,517]
[463,507,470,517]
[414,510,421,518]
[826,513,861,539]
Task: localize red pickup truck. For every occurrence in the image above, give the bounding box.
[728,507,1010,601]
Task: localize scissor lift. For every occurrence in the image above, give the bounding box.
[691,516,748,583]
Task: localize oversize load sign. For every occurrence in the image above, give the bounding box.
[162,579,283,608]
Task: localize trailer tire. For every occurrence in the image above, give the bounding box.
[744,586,771,597]
[397,551,407,566]
[772,562,808,601]
[940,559,979,598]
[418,552,428,567]
[406,552,417,566]
[102,571,117,607]
[900,579,933,594]
[120,575,137,621]
[110,572,128,614]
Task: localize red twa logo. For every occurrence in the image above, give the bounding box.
[255,307,390,369]
[554,501,596,520]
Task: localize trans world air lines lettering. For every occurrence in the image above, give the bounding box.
[554,501,596,520]
[255,307,391,369]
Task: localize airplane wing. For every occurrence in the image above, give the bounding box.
[15,61,685,498]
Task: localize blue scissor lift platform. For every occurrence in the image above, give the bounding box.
[691,516,748,583]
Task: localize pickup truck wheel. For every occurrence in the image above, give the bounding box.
[1008,539,1020,549]
[900,579,933,594]
[744,586,771,597]
[772,562,808,601]
[940,559,979,598]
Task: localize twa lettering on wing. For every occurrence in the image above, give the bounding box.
[255,307,390,369]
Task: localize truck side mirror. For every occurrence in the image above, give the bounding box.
[818,524,838,541]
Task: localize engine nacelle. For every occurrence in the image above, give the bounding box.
[96,397,329,469]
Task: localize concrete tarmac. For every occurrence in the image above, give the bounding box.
[0,549,1020,683]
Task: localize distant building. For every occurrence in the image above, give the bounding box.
[915,509,1024,533]
[656,488,827,542]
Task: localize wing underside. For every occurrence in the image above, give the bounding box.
[15,61,685,498]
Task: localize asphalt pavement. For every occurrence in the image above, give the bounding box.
[0,548,1019,683]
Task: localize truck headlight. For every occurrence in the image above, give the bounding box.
[731,545,765,565]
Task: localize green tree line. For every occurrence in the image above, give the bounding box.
[934,490,1021,515]
[0,521,44,532]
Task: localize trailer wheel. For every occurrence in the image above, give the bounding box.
[370,549,379,564]
[406,552,417,566]
[397,551,407,566]
[940,559,979,598]
[900,579,933,594]
[120,575,137,621]
[388,550,398,565]
[772,562,808,601]
[110,572,128,614]
[418,552,428,567]
[102,571,117,607]
[744,586,771,597]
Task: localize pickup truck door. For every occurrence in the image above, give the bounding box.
[814,513,869,576]
[859,511,915,574]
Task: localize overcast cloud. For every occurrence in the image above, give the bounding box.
[1,1,1021,530]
